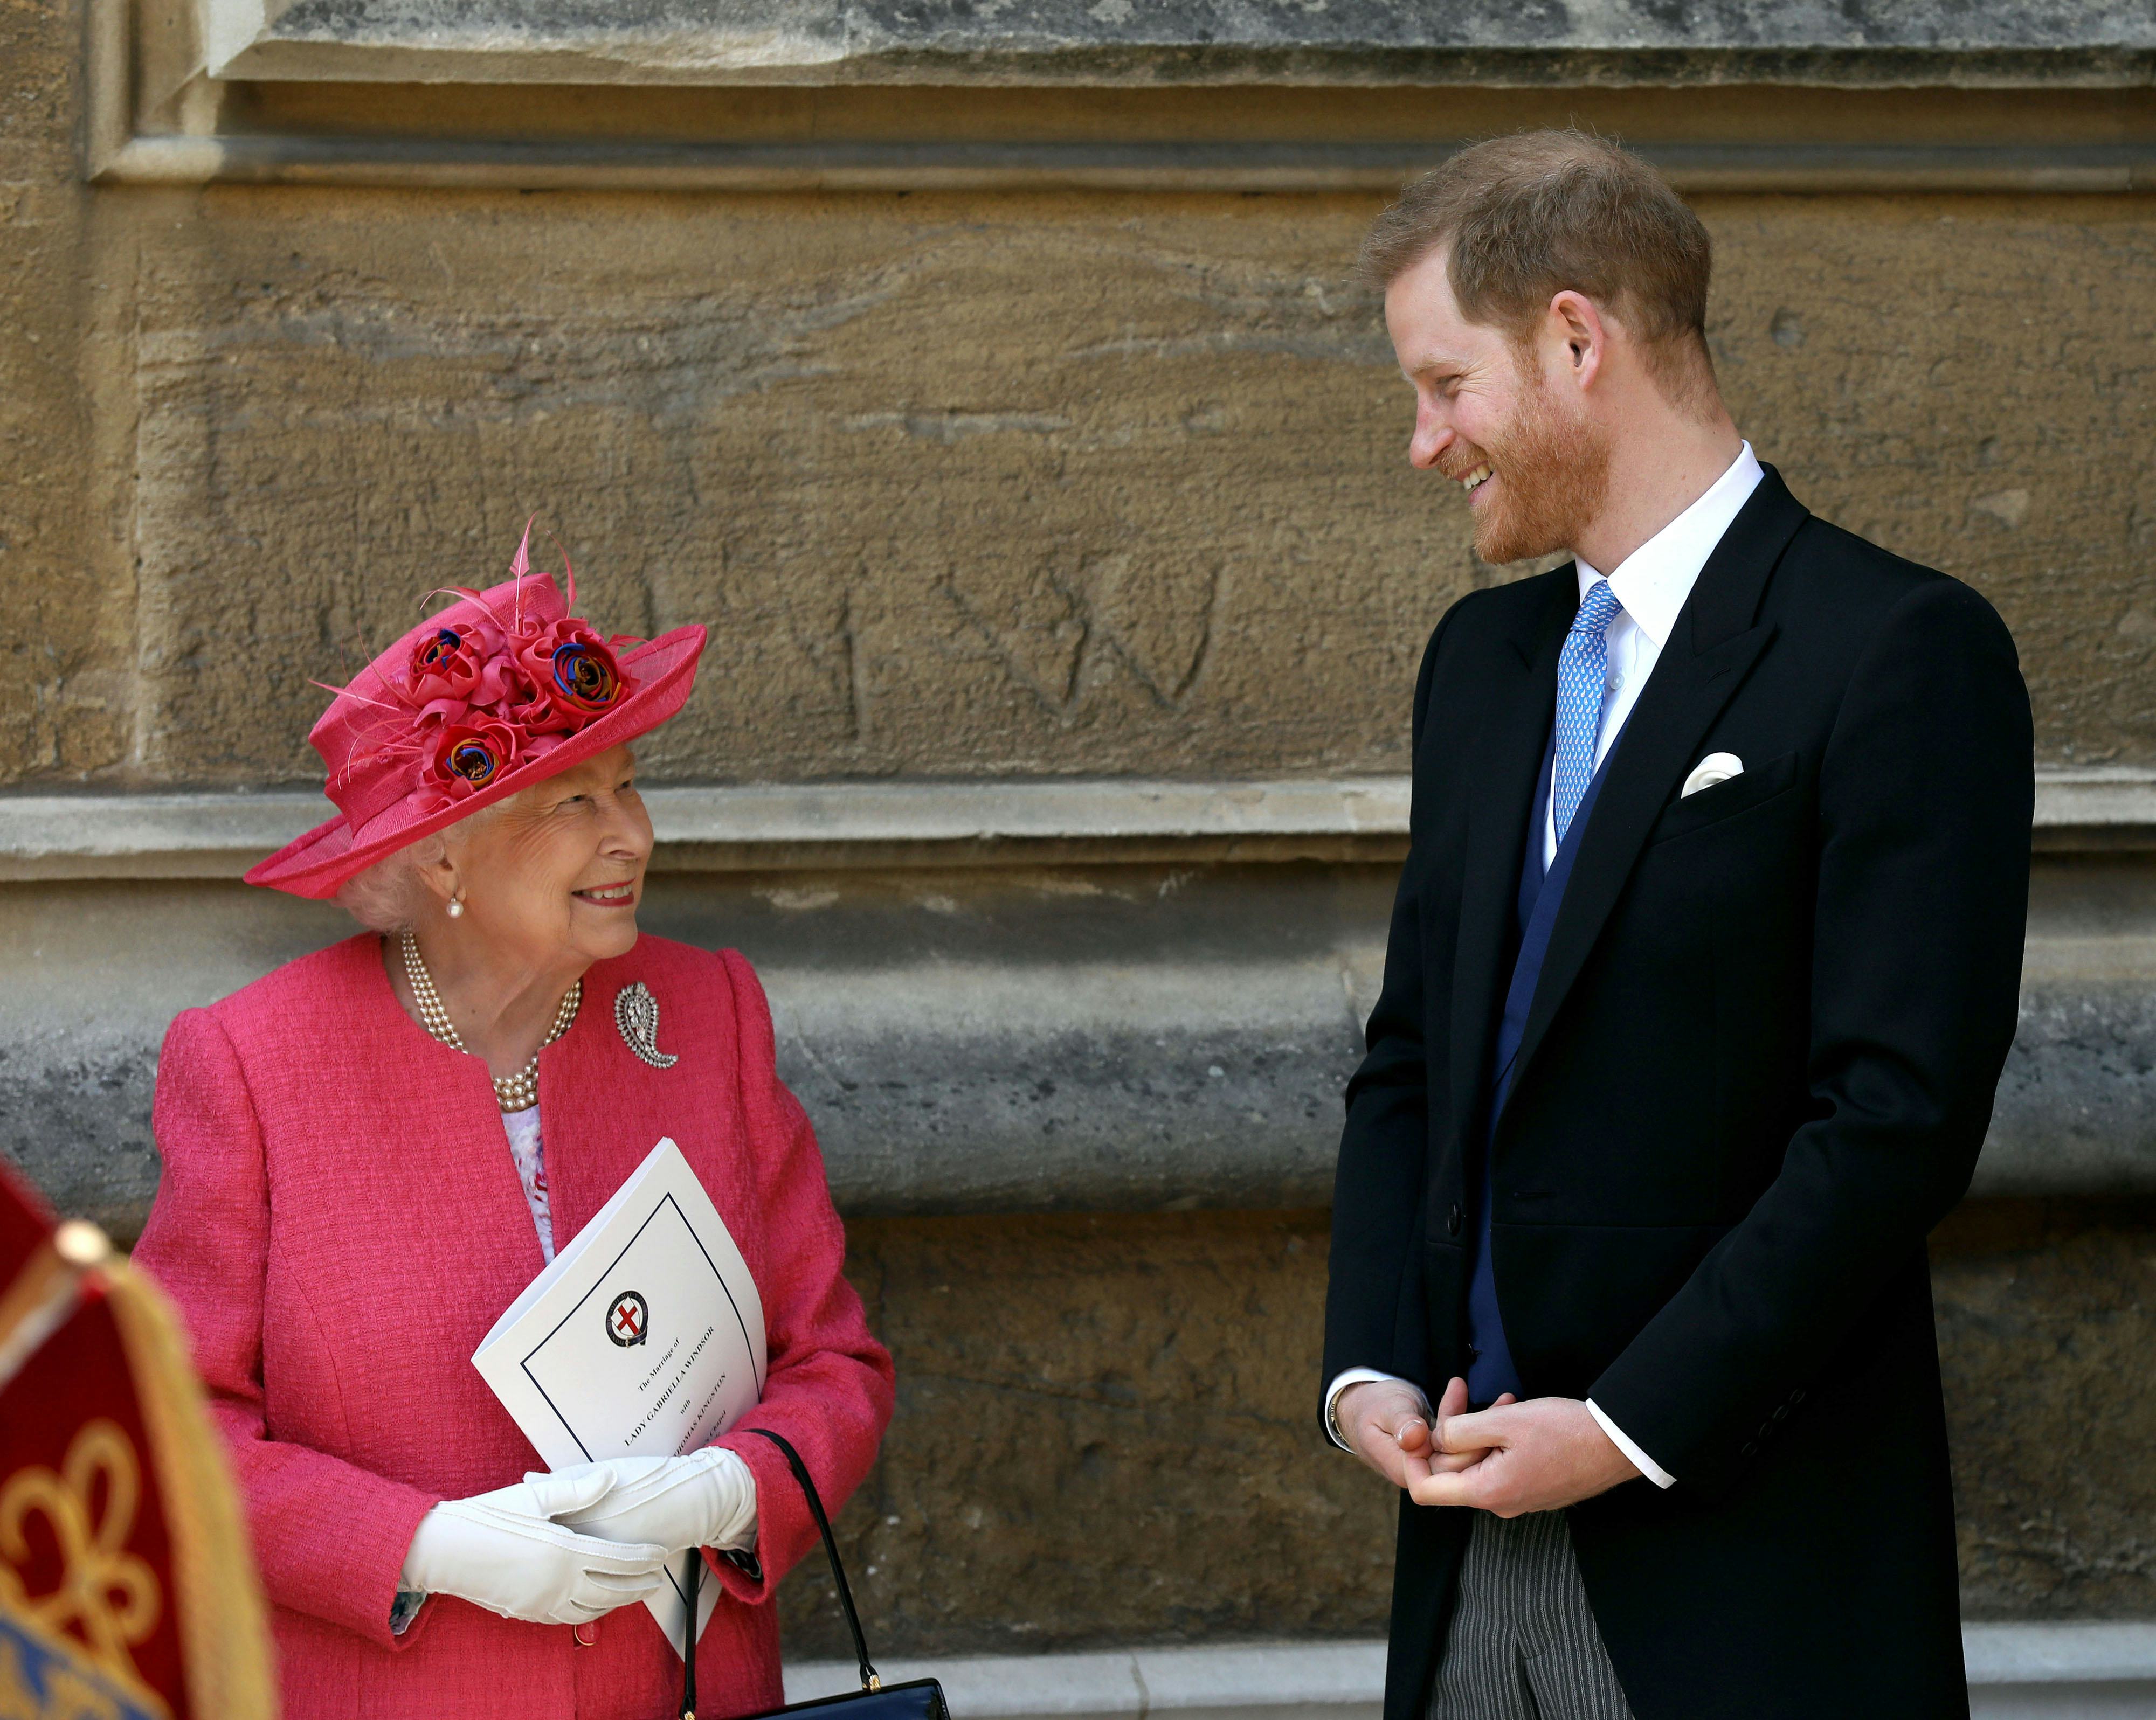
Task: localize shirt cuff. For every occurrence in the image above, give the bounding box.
[1586,1398,1675,1489]
[1324,1369,1433,1452]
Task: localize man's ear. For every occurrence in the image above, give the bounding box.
[1547,290,1607,392]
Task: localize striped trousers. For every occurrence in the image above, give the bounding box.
[1428,1511,1638,1720]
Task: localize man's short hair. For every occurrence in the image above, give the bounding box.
[1360,130,1714,397]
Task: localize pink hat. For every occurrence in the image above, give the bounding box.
[247,529,706,900]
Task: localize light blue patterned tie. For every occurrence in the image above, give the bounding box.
[1552,579,1626,847]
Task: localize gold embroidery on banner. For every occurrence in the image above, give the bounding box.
[0,1422,163,1711]
[0,1628,134,1720]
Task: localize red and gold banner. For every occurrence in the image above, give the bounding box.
[0,1161,275,1720]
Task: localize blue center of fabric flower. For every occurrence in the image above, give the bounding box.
[551,643,619,710]
[418,628,462,668]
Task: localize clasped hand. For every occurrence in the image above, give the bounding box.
[526,1446,756,1557]
[401,1448,756,1627]
[1338,1377,1639,1517]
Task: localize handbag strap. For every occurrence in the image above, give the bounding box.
[680,1549,701,1720]
[749,1427,882,1693]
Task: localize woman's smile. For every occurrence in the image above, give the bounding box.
[572,881,638,907]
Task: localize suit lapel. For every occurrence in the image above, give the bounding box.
[1446,573,1573,1154]
[1502,469,1809,1109]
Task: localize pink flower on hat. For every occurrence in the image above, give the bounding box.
[407,618,515,715]
[431,718,523,799]
[507,619,626,733]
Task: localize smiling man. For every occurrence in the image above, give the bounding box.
[1321,132,2033,1720]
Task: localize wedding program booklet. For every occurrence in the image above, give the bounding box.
[473,1137,766,1654]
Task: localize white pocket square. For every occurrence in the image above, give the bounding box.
[1681,753,1744,798]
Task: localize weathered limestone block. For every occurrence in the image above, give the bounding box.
[0,189,2138,790]
[779,1210,1394,1657]
[0,0,127,783]
[1935,1199,2156,1620]
[776,1204,2156,1659]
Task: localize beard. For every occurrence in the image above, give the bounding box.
[1462,366,1612,567]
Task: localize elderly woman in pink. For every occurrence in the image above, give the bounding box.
[134,534,894,1719]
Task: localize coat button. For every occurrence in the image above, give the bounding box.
[1772,1404,1789,1423]
[1791,1387,1806,1404]
[1741,1441,1760,1459]
[1447,1204,1464,1236]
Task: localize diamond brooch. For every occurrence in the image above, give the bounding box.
[614,981,679,1070]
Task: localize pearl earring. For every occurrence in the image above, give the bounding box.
[447,894,465,919]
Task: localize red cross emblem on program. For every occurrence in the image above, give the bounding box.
[605,1290,649,1347]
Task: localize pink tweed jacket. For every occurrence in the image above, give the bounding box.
[134,932,894,1720]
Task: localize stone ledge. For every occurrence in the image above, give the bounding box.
[199,0,2156,88]
[1965,1621,2156,1687]
[87,136,2156,194]
[5,876,2151,1234]
[0,769,2145,881]
[2,774,2147,1231]
[782,1626,2156,1717]
[0,778,1412,879]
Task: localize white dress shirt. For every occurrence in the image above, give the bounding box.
[1328,443,1765,1492]
[1545,442,1765,866]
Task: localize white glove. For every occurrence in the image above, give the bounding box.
[526,1447,758,1556]
[399,1476,672,1626]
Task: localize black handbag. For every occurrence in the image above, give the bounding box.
[674,1428,949,1720]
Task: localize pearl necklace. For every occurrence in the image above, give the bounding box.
[399,929,581,1113]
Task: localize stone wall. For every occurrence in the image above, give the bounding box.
[3,26,2153,787]
[776,1204,2156,1658]
[1938,1198,2156,1621]
[3,188,2151,785]
[787,1211,1390,1659]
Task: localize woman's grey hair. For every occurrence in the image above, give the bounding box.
[334,801,508,933]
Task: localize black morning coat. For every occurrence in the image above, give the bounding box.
[1322,468,2033,1720]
